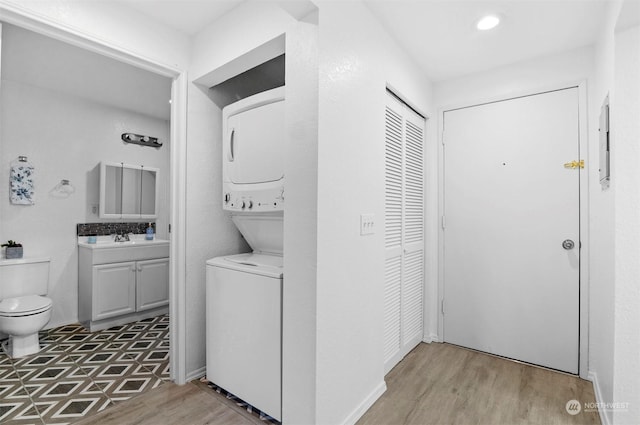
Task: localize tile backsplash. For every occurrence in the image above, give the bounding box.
[77,222,155,236]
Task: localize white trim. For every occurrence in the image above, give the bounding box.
[193,33,285,87]
[1,3,188,385]
[588,371,610,425]
[340,381,387,425]
[385,83,429,120]
[438,79,586,114]
[423,333,439,343]
[437,105,446,341]
[170,73,189,385]
[0,3,179,78]
[186,366,207,383]
[577,81,590,380]
[436,80,590,377]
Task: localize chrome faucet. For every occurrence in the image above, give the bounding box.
[114,233,130,242]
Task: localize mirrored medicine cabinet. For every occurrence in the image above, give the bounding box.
[99,161,159,219]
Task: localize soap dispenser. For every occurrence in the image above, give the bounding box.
[145,223,155,240]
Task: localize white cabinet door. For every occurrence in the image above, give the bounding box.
[136,258,169,311]
[92,262,136,321]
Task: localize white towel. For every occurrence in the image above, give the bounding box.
[10,159,35,205]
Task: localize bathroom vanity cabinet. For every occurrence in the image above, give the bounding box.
[78,240,169,332]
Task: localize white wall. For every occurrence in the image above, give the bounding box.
[434,47,594,108]
[187,7,324,424]
[185,1,296,381]
[191,4,323,422]
[188,3,436,424]
[0,0,189,71]
[183,82,249,377]
[586,4,640,424]
[0,79,170,328]
[589,1,622,422]
[190,1,295,82]
[316,2,434,423]
[282,13,319,424]
[612,23,640,425]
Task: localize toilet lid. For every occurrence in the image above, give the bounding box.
[0,295,52,316]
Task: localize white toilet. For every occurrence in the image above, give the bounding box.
[0,257,53,358]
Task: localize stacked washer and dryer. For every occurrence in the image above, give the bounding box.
[205,87,285,422]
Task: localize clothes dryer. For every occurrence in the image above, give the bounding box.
[222,86,285,214]
[206,86,286,421]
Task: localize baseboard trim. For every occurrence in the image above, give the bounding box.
[423,333,439,343]
[186,366,206,383]
[341,381,387,425]
[588,371,609,425]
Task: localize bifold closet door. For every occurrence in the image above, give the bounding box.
[384,92,425,374]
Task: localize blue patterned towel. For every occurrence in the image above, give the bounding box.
[10,160,35,205]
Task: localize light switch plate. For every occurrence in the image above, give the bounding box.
[360,213,375,236]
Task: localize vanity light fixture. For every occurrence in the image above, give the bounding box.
[476,15,501,31]
[121,133,163,148]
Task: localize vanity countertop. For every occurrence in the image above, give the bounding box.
[78,234,169,249]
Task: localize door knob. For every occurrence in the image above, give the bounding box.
[563,160,584,169]
[562,239,575,250]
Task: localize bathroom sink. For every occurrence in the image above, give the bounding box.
[77,236,169,249]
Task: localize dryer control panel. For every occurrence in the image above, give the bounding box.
[223,184,284,212]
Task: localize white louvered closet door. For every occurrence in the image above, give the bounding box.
[384,92,425,374]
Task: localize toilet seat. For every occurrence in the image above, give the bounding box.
[0,295,52,317]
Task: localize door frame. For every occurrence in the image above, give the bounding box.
[0,5,189,384]
[436,81,589,378]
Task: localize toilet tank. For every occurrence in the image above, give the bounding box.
[0,257,50,299]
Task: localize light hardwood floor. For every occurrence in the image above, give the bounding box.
[74,379,263,425]
[358,343,600,425]
[75,343,601,425]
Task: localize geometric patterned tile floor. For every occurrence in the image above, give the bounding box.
[0,315,169,425]
[197,379,279,424]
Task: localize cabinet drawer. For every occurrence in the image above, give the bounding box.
[90,244,169,264]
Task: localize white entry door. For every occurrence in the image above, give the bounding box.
[443,88,580,374]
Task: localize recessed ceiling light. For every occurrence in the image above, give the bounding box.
[476,15,500,31]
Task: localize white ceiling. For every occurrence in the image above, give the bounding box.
[113,0,638,83]
[365,0,613,81]
[114,0,244,35]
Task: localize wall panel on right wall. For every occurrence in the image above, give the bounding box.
[316,3,434,424]
[588,2,621,422]
[611,23,640,425]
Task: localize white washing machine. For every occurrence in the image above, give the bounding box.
[206,87,285,421]
[206,252,282,421]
